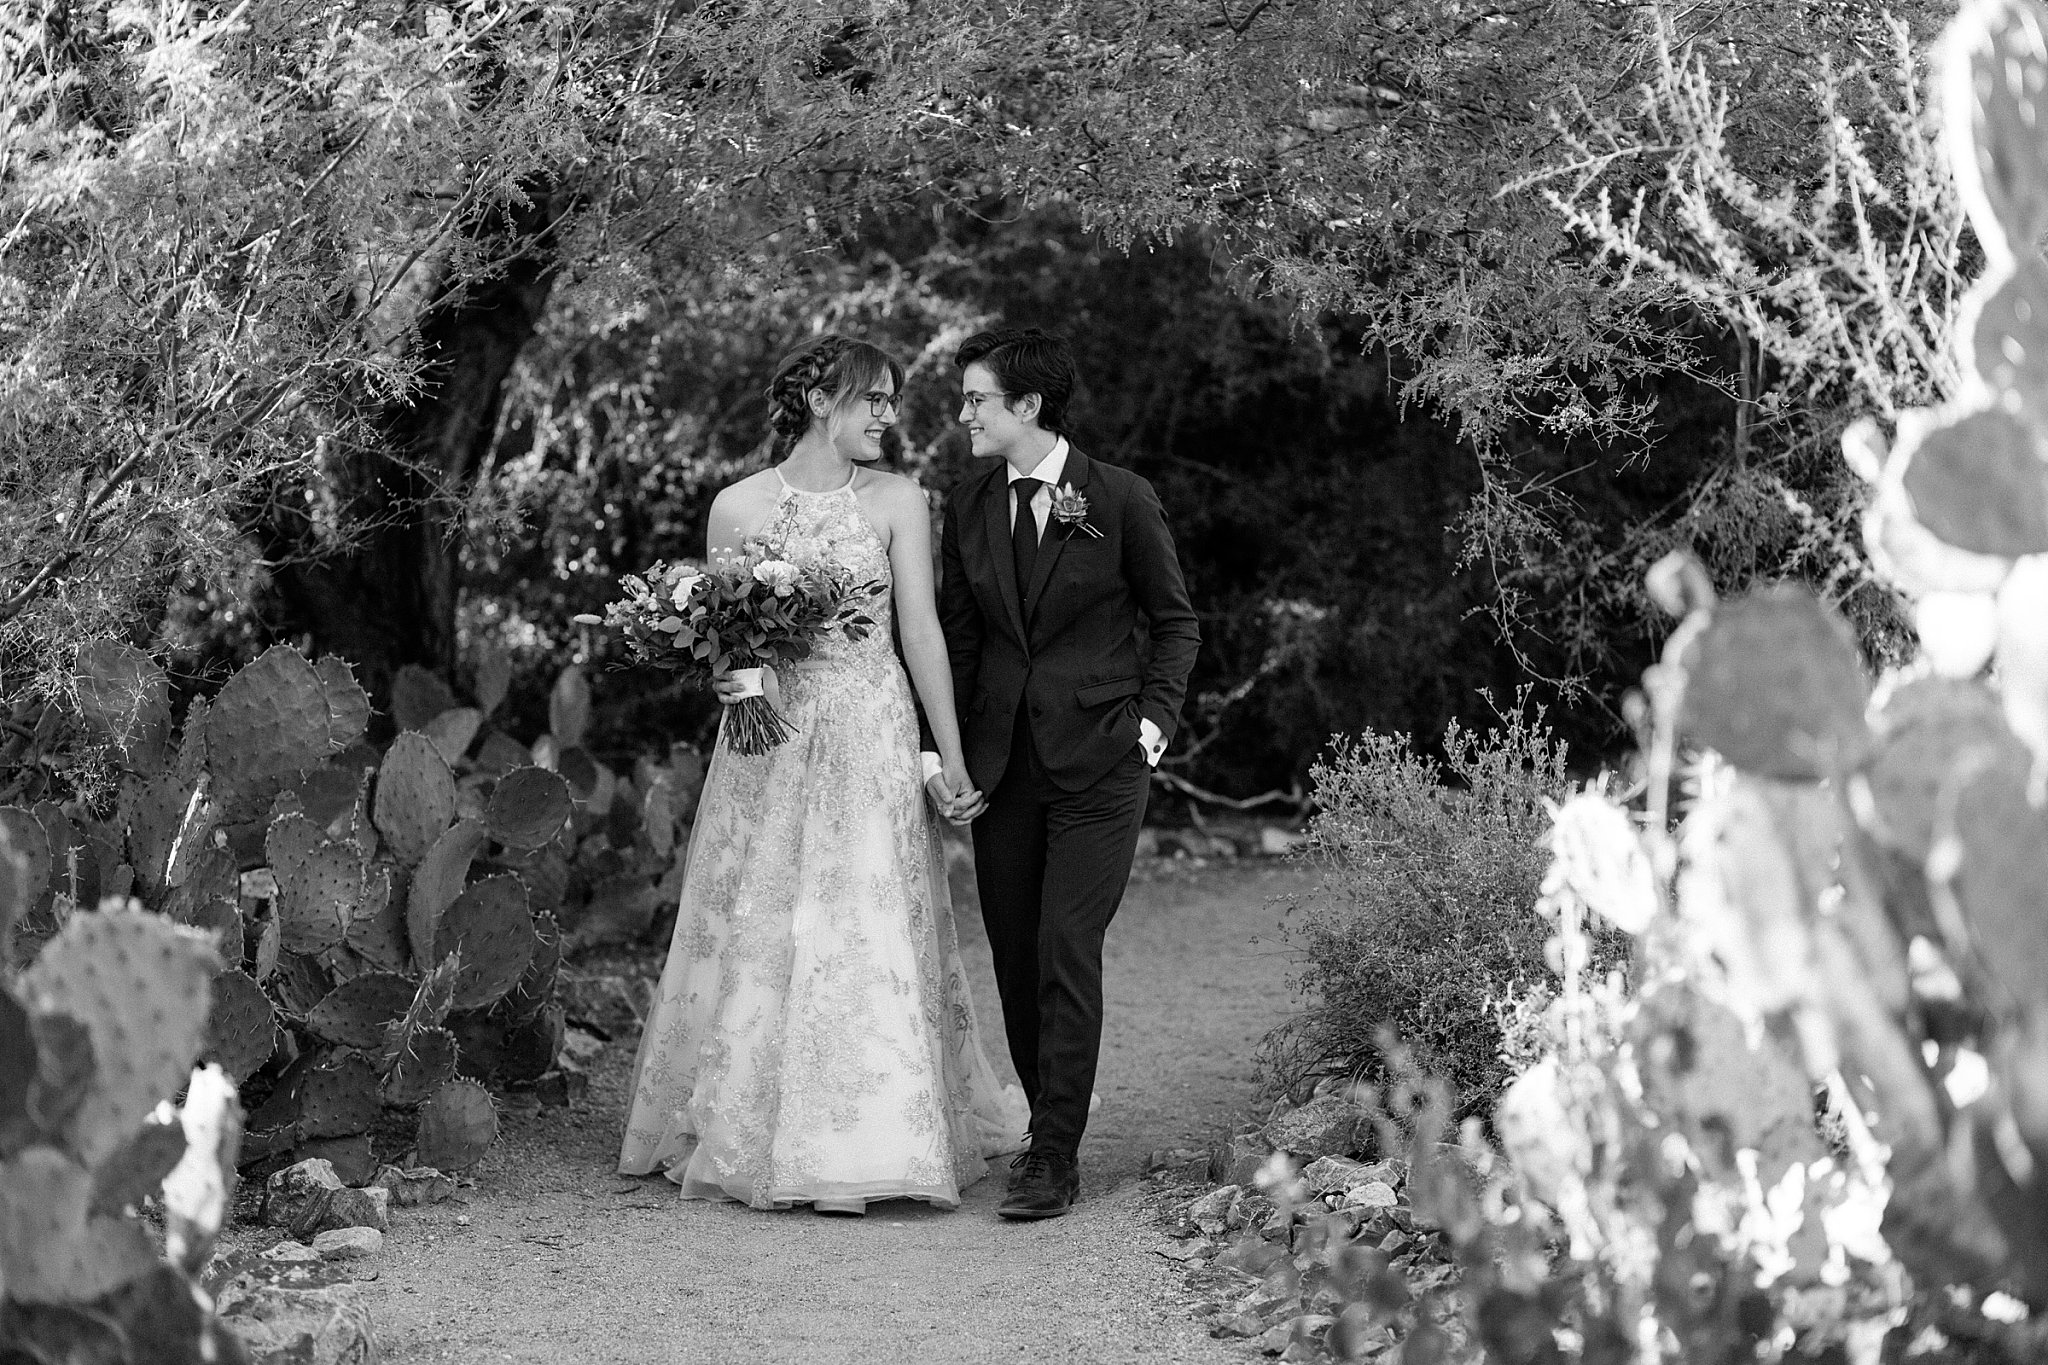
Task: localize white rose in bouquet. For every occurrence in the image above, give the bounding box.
[752,559,802,597]
[670,571,704,610]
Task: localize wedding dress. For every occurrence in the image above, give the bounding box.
[618,468,1030,1211]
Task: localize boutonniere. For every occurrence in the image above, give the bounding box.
[1049,482,1104,539]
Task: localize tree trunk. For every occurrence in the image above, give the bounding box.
[261,200,559,714]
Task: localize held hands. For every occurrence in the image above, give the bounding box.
[712,666,781,711]
[925,758,986,826]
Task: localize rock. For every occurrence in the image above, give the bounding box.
[1258,826,1306,857]
[260,1240,321,1263]
[1300,1155,1370,1196]
[534,1061,589,1108]
[1146,1146,1211,1182]
[295,1134,378,1188]
[1218,1132,1270,1186]
[1259,1314,1334,1358]
[560,1026,606,1064]
[290,1185,389,1239]
[216,1280,378,1364]
[1214,1236,1290,1277]
[311,1227,384,1261]
[1187,1184,1240,1237]
[371,1165,456,1207]
[262,1159,345,1228]
[555,970,644,1037]
[1263,1094,1366,1160]
[1225,1191,1275,1232]
[1342,1180,1397,1209]
[1357,1158,1406,1187]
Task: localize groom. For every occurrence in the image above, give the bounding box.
[922,328,1200,1220]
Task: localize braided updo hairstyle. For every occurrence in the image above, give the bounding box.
[765,334,906,445]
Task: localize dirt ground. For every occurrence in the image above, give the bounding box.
[280,859,1315,1364]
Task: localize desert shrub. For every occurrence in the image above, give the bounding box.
[1271,698,1600,1116]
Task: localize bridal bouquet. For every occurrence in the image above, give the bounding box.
[577,535,883,755]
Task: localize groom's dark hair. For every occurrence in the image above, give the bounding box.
[955,328,1074,436]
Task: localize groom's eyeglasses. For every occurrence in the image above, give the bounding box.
[862,390,903,417]
[959,390,1010,415]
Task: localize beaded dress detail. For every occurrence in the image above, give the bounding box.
[618,470,1028,1210]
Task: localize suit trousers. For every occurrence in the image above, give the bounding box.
[972,706,1151,1159]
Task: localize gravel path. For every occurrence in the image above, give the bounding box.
[350,859,1314,1364]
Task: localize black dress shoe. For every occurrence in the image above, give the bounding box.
[997,1150,1079,1220]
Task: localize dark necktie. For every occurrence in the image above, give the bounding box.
[1011,477,1042,597]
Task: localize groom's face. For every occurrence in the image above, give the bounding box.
[960,361,1035,461]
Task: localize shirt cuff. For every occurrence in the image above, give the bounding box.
[920,751,943,782]
[1138,718,1166,768]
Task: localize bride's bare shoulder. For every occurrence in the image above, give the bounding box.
[710,468,780,510]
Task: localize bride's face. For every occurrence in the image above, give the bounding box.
[823,374,901,463]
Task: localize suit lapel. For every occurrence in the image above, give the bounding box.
[1024,447,1091,631]
[981,466,1028,641]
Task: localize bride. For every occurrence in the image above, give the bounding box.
[617,334,1029,1214]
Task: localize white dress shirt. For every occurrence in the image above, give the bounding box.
[923,438,1166,785]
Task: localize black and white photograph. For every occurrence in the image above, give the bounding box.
[3,0,2048,1360]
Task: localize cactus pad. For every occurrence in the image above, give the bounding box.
[406,819,486,972]
[379,951,461,1077]
[382,1027,460,1107]
[18,909,219,1168]
[306,972,418,1050]
[204,968,277,1084]
[1933,748,2048,1009]
[207,646,356,824]
[73,641,174,776]
[392,663,459,733]
[424,706,484,766]
[374,733,457,866]
[314,655,372,753]
[1896,406,2048,555]
[0,807,51,919]
[1673,587,1873,779]
[473,642,512,716]
[433,875,534,1011]
[0,1146,158,1304]
[299,1053,382,1139]
[271,831,363,957]
[1855,679,2013,859]
[496,911,562,1025]
[487,768,573,850]
[160,1065,240,1275]
[413,1078,498,1171]
[88,1118,188,1217]
[342,863,407,974]
[548,666,592,749]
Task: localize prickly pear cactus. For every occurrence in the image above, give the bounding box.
[0,910,247,1360]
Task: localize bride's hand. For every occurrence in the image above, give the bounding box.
[941,757,985,824]
[711,667,781,710]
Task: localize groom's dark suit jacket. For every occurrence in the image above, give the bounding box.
[936,446,1200,795]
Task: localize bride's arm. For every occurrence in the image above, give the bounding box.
[881,479,971,780]
[706,483,766,706]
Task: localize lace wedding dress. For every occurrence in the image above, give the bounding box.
[618,468,1029,1212]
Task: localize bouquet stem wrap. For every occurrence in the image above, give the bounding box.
[720,666,795,756]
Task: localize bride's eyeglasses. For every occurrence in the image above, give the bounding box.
[862,390,904,417]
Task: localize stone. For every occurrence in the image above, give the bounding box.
[1300,1155,1370,1196]
[1259,1314,1334,1358]
[311,1227,384,1261]
[1357,1158,1406,1187]
[1187,1184,1240,1237]
[290,1185,390,1238]
[1214,1236,1289,1277]
[260,1240,321,1263]
[262,1159,345,1228]
[1262,1094,1366,1160]
[1225,1191,1275,1232]
[560,1026,605,1064]
[1259,826,1306,857]
[1146,1146,1211,1182]
[216,1280,378,1364]
[296,1134,378,1187]
[1218,1132,1270,1186]
[534,1060,589,1108]
[1342,1180,1397,1209]
[555,970,644,1037]
[371,1165,457,1207]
